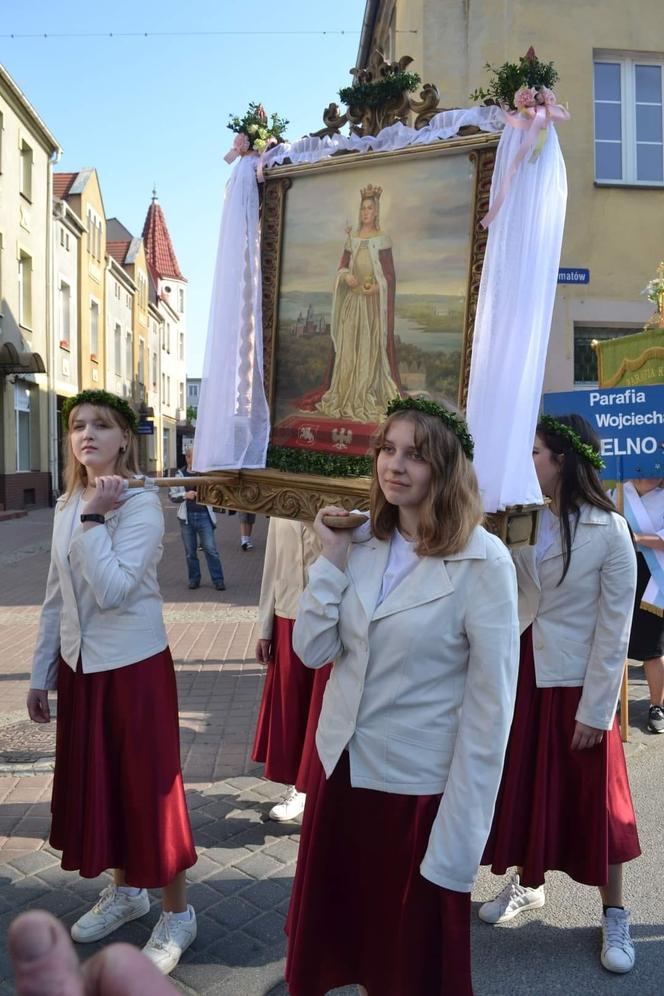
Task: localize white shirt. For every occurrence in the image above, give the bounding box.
[377,529,420,606]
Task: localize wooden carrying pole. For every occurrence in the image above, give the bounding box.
[615,482,630,743]
[122,476,234,489]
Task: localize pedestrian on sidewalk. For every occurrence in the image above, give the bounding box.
[27,389,197,976]
[239,511,256,550]
[286,399,519,996]
[252,517,332,822]
[480,414,640,976]
[622,477,664,734]
[169,446,226,590]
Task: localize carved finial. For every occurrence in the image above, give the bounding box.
[151,184,158,202]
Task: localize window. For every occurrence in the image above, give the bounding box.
[178,287,184,312]
[90,300,99,358]
[167,376,171,405]
[59,281,71,346]
[179,382,185,409]
[125,332,133,380]
[20,140,32,200]
[594,55,664,184]
[18,251,32,327]
[152,351,158,388]
[114,323,122,373]
[114,282,120,301]
[15,383,31,471]
[138,338,145,384]
[162,372,166,400]
[178,331,184,361]
[573,325,642,383]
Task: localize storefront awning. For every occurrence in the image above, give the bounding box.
[0,342,46,375]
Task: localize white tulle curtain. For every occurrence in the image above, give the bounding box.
[466,117,568,511]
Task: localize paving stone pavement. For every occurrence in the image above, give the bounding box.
[0,501,662,995]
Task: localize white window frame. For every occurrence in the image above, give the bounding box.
[18,250,32,329]
[89,296,100,360]
[15,383,31,472]
[59,279,71,347]
[594,51,664,186]
[19,139,33,201]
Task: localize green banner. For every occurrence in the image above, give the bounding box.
[595,329,664,388]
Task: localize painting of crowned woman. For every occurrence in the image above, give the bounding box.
[271,149,478,457]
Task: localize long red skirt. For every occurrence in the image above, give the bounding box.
[252,615,332,790]
[51,648,197,888]
[285,751,473,996]
[483,628,640,888]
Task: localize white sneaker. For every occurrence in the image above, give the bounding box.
[71,885,150,942]
[241,538,254,551]
[601,907,635,973]
[478,873,545,924]
[269,786,306,821]
[142,906,197,975]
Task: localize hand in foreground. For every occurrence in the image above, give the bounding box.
[9,910,177,996]
[313,506,353,570]
[256,639,273,665]
[570,721,604,751]
[185,490,197,500]
[83,475,127,517]
[27,689,50,724]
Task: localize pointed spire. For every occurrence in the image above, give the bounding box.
[152,183,158,203]
[142,194,186,282]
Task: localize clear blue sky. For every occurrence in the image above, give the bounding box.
[0,1,370,375]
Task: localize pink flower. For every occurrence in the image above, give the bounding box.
[537,86,557,106]
[514,86,537,109]
[234,133,251,153]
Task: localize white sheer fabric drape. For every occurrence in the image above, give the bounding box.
[466,118,568,511]
[193,155,269,471]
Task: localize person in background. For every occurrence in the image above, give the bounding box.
[253,517,332,822]
[170,447,225,590]
[480,414,640,976]
[27,389,197,976]
[240,511,256,551]
[286,398,519,996]
[622,477,664,734]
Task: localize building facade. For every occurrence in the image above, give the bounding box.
[358,0,664,392]
[0,64,60,509]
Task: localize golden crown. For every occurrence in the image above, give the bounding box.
[360,184,383,200]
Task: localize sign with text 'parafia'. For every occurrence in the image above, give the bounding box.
[543,385,664,480]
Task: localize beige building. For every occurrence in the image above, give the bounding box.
[0,64,60,509]
[358,0,664,391]
[54,169,107,393]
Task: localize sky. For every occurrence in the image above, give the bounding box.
[0,0,377,376]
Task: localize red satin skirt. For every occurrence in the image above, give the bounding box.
[51,648,197,888]
[483,628,640,888]
[252,615,332,791]
[285,751,473,996]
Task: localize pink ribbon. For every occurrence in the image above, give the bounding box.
[481,103,570,228]
[224,133,251,164]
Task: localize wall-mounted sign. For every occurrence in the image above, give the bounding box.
[558,268,590,284]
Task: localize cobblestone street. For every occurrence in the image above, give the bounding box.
[0,502,662,995]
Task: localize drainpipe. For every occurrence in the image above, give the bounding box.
[46,148,62,503]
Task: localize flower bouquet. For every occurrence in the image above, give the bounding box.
[471,47,560,111]
[225,102,289,163]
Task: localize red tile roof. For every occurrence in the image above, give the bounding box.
[53,172,78,200]
[142,198,186,282]
[107,241,130,266]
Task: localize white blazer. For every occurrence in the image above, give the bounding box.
[292,525,519,894]
[257,518,321,638]
[513,503,636,730]
[31,488,168,690]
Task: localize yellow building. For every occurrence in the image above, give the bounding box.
[54,169,107,392]
[0,64,60,510]
[358,0,664,390]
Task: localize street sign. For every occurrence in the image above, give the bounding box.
[558,268,590,284]
[543,385,664,480]
[136,419,154,435]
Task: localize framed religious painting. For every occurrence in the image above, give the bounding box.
[201,132,501,521]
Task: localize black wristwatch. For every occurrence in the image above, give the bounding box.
[80,513,106,524]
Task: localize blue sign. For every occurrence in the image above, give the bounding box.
[543,385,664,480]
[558,268,590,284]
[136,419,154,436]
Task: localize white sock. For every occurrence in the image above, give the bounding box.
[117,885,141,896]
[168,907,193,921]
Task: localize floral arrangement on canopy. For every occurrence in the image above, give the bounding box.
[224,102,289,163]
[642,264,664,304]
[471,47,560,111]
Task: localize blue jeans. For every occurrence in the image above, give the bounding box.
[180,513,224,586]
